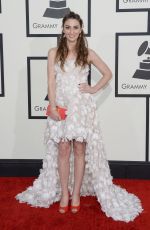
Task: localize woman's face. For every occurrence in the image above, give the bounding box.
[63,19,82,43]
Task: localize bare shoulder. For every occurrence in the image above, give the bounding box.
[88,48,100,63]
[48,47,57,59]
[87,48,112,76]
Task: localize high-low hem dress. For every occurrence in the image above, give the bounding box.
[16,59,143,223]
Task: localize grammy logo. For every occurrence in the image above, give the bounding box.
[43,0,70,19]
[133,41,150,80]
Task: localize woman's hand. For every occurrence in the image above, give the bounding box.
[78,83,96,94]
[49,109,61,121]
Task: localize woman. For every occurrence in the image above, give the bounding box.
[16,11,143,222]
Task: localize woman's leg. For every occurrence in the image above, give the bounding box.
[72,140,86,211]
[58,140,71,212]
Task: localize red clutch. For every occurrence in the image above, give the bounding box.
[46,105,67,120]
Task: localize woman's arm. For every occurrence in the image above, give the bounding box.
[47,48,60,120]
[79,49,112,94]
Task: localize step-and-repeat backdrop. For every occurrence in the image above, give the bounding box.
[0,0,149,162]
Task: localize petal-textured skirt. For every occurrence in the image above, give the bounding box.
[16,95,143,222]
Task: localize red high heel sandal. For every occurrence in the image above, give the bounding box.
[59,205,69,214]
[70,204,80,213]
[59,192,70,214]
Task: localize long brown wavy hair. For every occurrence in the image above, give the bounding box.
[55,11,89,70]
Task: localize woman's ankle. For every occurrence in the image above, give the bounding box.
[72,191,80,197]
[61,190,69,197]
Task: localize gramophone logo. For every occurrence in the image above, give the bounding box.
[116,34,150,96]
[26,0,90,37]
[133,41,150,80]
[43,0,70,19]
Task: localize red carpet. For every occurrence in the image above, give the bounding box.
[0,178,150,230]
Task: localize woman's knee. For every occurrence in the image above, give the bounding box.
[58,141,71,158]
[73,141,86,157]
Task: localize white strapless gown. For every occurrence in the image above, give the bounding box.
[16,59,143,222]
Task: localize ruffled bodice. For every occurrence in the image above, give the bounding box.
[45,59,95,143]
[55,59,90,107]
[16,60,143,222]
